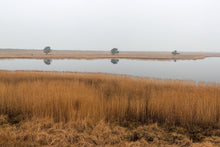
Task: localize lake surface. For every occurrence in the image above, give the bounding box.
[0,58,219,83]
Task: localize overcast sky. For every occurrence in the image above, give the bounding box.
[0,0,220,52]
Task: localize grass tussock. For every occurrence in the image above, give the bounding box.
[0,71,220,146]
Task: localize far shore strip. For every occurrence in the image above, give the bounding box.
[0,49,220,60]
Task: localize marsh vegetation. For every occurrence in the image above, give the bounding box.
[0,71,219,146]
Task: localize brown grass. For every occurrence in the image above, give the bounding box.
[0,70,220,146]
[0,70,219,127]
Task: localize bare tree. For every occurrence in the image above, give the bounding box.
[172,50,180,55]
[111,48,119,55]
[43,46,52,55]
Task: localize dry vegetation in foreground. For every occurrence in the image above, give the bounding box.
[0,71,220,146]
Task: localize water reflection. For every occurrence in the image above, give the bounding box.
[111,59,119,64]
[0,58,220,83]
[44,59,52,65]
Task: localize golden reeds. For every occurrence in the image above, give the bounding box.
[0,71,219,129]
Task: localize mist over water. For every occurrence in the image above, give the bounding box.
[1,0,220,81]
[0,0,220,52]
[0,58,219,83]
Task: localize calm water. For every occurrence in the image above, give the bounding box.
[0,58,219,83]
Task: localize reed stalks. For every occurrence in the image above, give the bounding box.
[0,71,219,129]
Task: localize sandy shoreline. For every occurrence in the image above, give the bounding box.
[1,49,220,60]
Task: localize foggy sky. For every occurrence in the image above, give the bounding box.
[0,0,220,52]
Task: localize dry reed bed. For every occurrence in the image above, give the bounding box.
[0,71,220,129]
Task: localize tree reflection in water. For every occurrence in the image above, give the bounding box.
[44,59,52,65]
[111,59,119,64]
